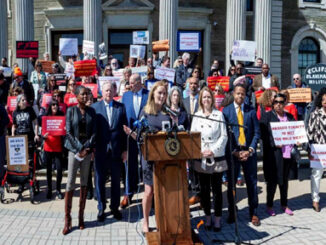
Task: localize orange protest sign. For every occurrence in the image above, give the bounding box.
[74,60,97,77]
[152,40,170,52]
[207,76,230,92]
[39,60,55,73]
[288,88,312,103]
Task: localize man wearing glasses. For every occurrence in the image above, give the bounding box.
[288,74,308,120]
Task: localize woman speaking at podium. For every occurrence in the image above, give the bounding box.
[190,87,228,231]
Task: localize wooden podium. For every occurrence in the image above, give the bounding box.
[141,132,202,245]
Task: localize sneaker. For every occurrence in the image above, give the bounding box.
[282,207,294,216]
[266,208,276,216]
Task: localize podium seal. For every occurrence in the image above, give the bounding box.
[165,137,181,156]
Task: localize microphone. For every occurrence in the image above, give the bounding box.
[163,104,179,117]
[132,115,148,129]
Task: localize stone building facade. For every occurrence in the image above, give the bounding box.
[1,0,326,88]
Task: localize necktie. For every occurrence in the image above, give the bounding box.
[106,104,112,126]
[190,97,195,114]
[133,93,140,117]
[237,107,245,146]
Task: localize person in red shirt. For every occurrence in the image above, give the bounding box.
[280,89,298,121]
[257,89,277,121]
[42,100,64,200]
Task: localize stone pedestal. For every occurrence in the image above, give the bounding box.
[255,0,272,65]
[159,0,178,65]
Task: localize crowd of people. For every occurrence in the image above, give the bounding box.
[0,49,325,236]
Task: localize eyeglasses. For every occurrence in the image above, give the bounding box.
[111,62,118,65]
[231,69,235,71]
[293,78,300,81]
[52,104,58,107]
[274,100,285,105]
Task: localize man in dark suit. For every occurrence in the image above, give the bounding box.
[121,74,148,208]
[223,84,261,226]
[92,81,127,222]
[252,64,279,92]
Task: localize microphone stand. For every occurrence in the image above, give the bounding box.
[186,112,252,245]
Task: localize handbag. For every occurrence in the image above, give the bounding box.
[194,156,228,174]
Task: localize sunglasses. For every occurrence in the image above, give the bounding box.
[231,69,235,71]
[274,100,285,105]
[52,104,58,107]
[293,78,300,81]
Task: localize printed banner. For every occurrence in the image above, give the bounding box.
[98,76,120,95]
[41,116,66,136]
[154,67,175,83]
[74,60,97,77]
[288,88,312,103]
[270,121,308,145]
[207,76,230,92]
[214,95,225,109]
[82,40,95,55]
[113,69,124,80]
[16,41,39,58]
[41,93,53,108]
[7,96,17,112]
[232,40,256,62]
[133,31,149,45]
[6,136,28,168]
[130,45,146,59]
[131,66,148,82]
[83,83,98,98]
[39,60,55,73]
[98,42,107,60]
[52,73,67,86]
[177,31,201,52]
[59,38,78,56]
[310,144,326,169]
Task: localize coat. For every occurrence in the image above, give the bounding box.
[252,74,280,91]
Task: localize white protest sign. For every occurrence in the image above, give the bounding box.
[99,42,107,60]
[130,45,146,59]
[131,66,148,83]
[179,32,200,51]
[232,40,256,62]
[82,40,95,55]
[98,76,120,94]
[113,69,124,80]
[310,144,326,168]
[7,136,28,166]
[0,66,12,77]
[133,31,149,45]
[59,38,78,56]
[270,121,308,146]
[154,67,175,83]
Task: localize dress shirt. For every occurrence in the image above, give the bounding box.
[104,100,113,126]
[262,74,271,89]
[133,88,142,118]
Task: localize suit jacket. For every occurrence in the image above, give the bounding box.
[252,74,280,91]
[92,100,127,159]
[121,89,149,128]
[183,95,199,124]
[65,106,96,154]
[223,103,260,151]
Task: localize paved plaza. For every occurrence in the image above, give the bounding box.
[0,164,325,245]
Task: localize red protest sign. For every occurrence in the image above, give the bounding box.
[39,60,55,73]
[16,41,39,58]
[207,76,230,92]
[214,95,225,109]
[64,93,78,107]
[7,96,17,112]
[74,60,97,77]
[41,116,66,136]
[83,83,98,98]
[41,93,53,108]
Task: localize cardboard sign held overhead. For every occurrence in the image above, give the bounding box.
[152,40,169,52]
[133,31,149,45]
[130,45,146,59]
[207,76,230,92]
[74,60,97,77]
[59,38,78,56]
[16,41,39,58]
[82,40,95,55]
[232,40,256,62]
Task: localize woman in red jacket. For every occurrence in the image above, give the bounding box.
[42,100,64,199]
[280,90,298,120]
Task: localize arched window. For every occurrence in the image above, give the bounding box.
[298,37,320,79]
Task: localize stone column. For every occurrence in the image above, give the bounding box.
[15,0,34,73]
[159,0,178,65]
[83,0,102,60]
[0,0,8,60]
[225,0,246,72]
[255,0,272,65]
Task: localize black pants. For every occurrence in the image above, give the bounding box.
[266,158,291,208]
[189,160,200,196]
[44,151,63,191]
[198,172,223,216]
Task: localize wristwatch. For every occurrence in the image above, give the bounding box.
[248,147,255,157]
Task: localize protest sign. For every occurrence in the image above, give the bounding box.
[74,60,97,77]
[177,31,201,52]
[232,40,256,62]
[98,76,120,94]
[16,41,38,58]
[6,136,29,172]
[130,45,146,59]
[207,76,230,92]
[41,93,53,109]
[310,144,326,168]
[288,88,312,103]
[214,95,226,109]
[154,67,175,83]
[64,93,78,107]
[245,66,262,80]
[0,66,12,77]
[39,60,55,73]
[113,69,124,80]
[98,42,107,60]
[152,40,169,52]
[7,96,17,112]
[82,40,95,55]
[133,31,149,45]
[83,83,98,98]
[41,116,66,136]
[145,80,157,91]
[305,63,326,91]
[52,73,66,86]
[59,38,78,56]
[270,121,308,145]
[131,66,148,82]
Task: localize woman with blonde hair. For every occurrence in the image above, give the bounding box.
[257,89,277,120]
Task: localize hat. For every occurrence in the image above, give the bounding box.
[14,67,23,77]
